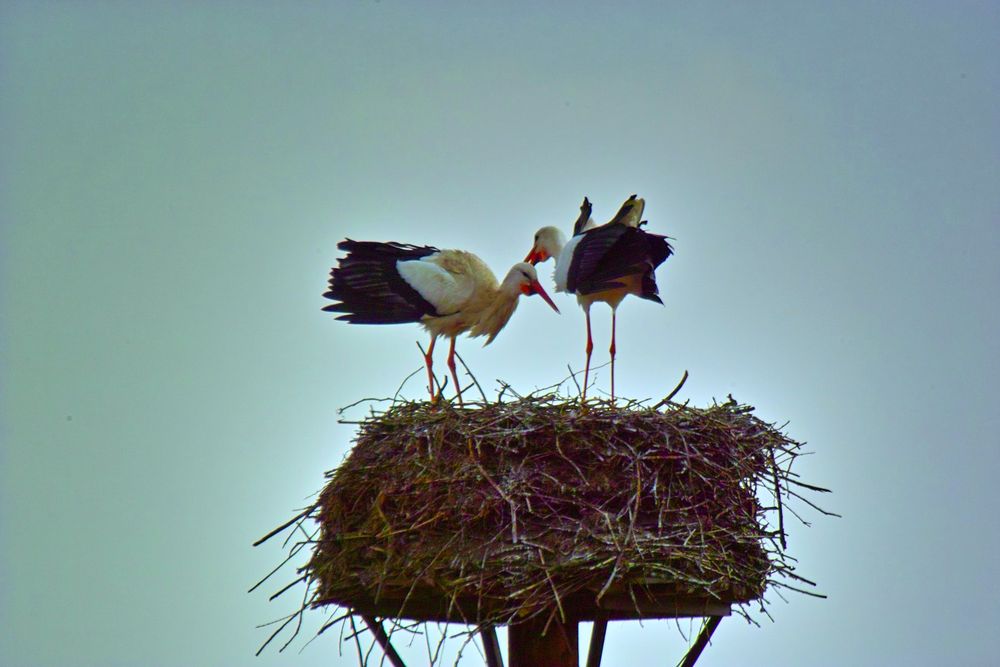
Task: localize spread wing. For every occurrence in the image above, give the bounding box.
[322,240,441,324]
[567,224,673,297]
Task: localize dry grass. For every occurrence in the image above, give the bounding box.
[253,384,830,657]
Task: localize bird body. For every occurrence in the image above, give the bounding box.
[526,196,673,399]
[324,240,558,402]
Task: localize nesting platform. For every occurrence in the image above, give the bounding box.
[306,395,799,633]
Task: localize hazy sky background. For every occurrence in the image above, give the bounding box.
[3,2,998,666]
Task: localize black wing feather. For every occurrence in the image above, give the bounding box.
[322,239,441,324]
[567,225,673,300]
[566,223,630,294]
[571,197,594,236]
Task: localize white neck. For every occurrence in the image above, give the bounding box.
[469,284,521,344]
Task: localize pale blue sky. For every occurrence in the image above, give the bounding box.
[3,2,999,666]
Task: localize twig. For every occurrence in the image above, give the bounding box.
[269,574,308,602]
[252,505,316,547]
[454,350,488,403]
[255,609,302,656]
[653,370,689,410]
[248,535,312,593]
[785,478,833,493]
[786,488,842,517]
[567,364,582,397]
[339,396,393,415]
[280,578,313,652]
[393,367,423,403]
[770,449,787,551]
[348,616,365,667]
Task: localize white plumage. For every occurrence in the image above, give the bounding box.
[526,195,673,400]
[324,241,559,403]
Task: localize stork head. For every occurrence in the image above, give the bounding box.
[524,226,566,265]
[503,263,560,313]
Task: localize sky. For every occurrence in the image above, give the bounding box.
[2,2,999,666]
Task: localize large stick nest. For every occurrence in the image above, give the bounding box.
[303,393,819,628]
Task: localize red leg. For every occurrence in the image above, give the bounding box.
[583,308,593,401]
[424,335,437,401]
[447,336,462,406]
[609,308,617,402]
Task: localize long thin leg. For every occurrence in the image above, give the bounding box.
[609,308,617,402]
[446,336,462,406]
[583,308,594,401]
[424,335,437,401]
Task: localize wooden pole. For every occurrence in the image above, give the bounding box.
[677,616,722,667]
[508,615,578,667]
[586,617,608,667]
[481,626,504,667]
[587,618,608,667]
[360,615,407,667]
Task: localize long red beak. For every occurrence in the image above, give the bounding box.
[525,249,540,264]
[531,280,560,313]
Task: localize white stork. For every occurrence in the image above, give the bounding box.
[323,240,559,403]
[525,195,673,400]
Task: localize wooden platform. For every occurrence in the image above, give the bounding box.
[349,586,731,667]
[315,581,734,624]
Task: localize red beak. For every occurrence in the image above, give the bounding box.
[525,247,549,265]
[531,280,560,313]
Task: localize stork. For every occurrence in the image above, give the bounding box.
[323,240,559,403]
[525,195,673,400]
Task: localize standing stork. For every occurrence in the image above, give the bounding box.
[323,240,559,403]
[525,196,673,400]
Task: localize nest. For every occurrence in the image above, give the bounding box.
[301,393,822,629]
